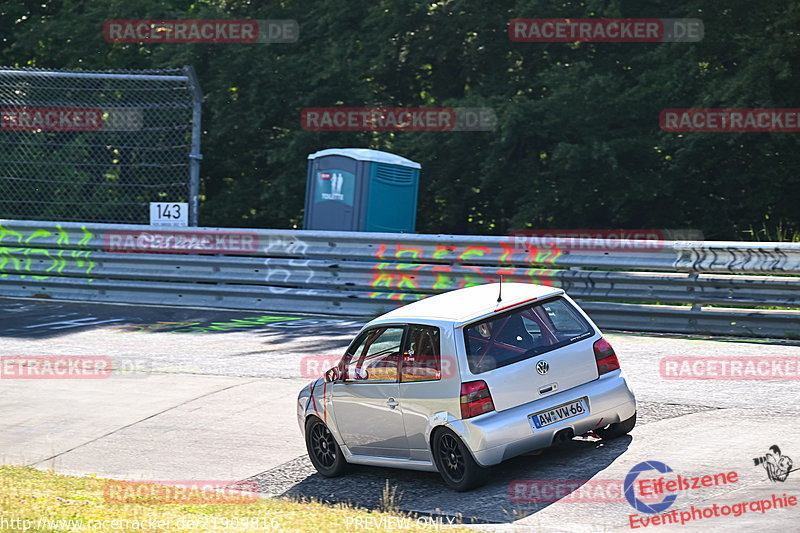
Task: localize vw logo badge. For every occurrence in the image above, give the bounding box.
[536,360,549,375]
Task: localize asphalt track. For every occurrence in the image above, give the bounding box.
[1,296,799,532]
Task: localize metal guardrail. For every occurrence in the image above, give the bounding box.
[1,220,799,338]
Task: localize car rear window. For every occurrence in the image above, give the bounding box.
[463,296,594,374]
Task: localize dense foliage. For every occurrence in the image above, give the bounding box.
[1,0,798,239]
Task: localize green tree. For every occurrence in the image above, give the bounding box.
[0,0,797,238]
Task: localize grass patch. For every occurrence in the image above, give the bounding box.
[0,465,469,532]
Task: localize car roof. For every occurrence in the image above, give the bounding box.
[368,282,564,327]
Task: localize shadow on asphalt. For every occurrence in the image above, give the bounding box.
[248,436,632,524]
[0,297,365,339]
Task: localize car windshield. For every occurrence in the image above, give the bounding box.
[463,296,593,374]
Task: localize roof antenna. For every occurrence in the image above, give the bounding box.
[497,275,503,303]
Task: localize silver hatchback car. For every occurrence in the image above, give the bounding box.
[297,282,637,491]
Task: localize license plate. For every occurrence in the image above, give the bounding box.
[529,398,588,430]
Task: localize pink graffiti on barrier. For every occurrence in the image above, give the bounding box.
[368,241,562,301]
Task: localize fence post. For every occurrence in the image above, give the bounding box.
[185,65,204,227]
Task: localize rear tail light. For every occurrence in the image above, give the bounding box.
[460,380,495,419]
[594,337,620,375]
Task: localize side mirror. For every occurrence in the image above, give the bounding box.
[325,367,339,382]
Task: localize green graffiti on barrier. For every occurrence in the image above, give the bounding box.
[0,224,23,243]
[24,229,51,244]
[79,226,92,246]
[107,315,306,334]
[0,224,95,281]
[57,224,69,246]
[174,315,304,333]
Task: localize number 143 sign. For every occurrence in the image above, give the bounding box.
[149,202,188,226]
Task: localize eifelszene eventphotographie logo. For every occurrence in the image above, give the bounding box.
[753,445,796,482]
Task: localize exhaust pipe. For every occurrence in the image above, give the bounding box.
[553,427,574,445]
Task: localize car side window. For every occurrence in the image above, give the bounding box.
[400,326,441,382]
[344,327,403,382]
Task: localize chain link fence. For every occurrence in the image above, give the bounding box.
[0,66,202,225]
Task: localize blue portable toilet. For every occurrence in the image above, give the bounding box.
[303,148,421,233]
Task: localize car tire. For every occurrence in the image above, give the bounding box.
[595,411,637,440]
[432,428,487,491]
[305,417,348,477]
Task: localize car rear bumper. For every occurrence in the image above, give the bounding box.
[448,371,636,467]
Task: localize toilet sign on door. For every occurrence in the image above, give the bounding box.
[316,170,354,206]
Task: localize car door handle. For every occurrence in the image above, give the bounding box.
[386,398,399,409]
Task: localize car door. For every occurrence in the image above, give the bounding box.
[330,326,409,458]
[397,324,458,461]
